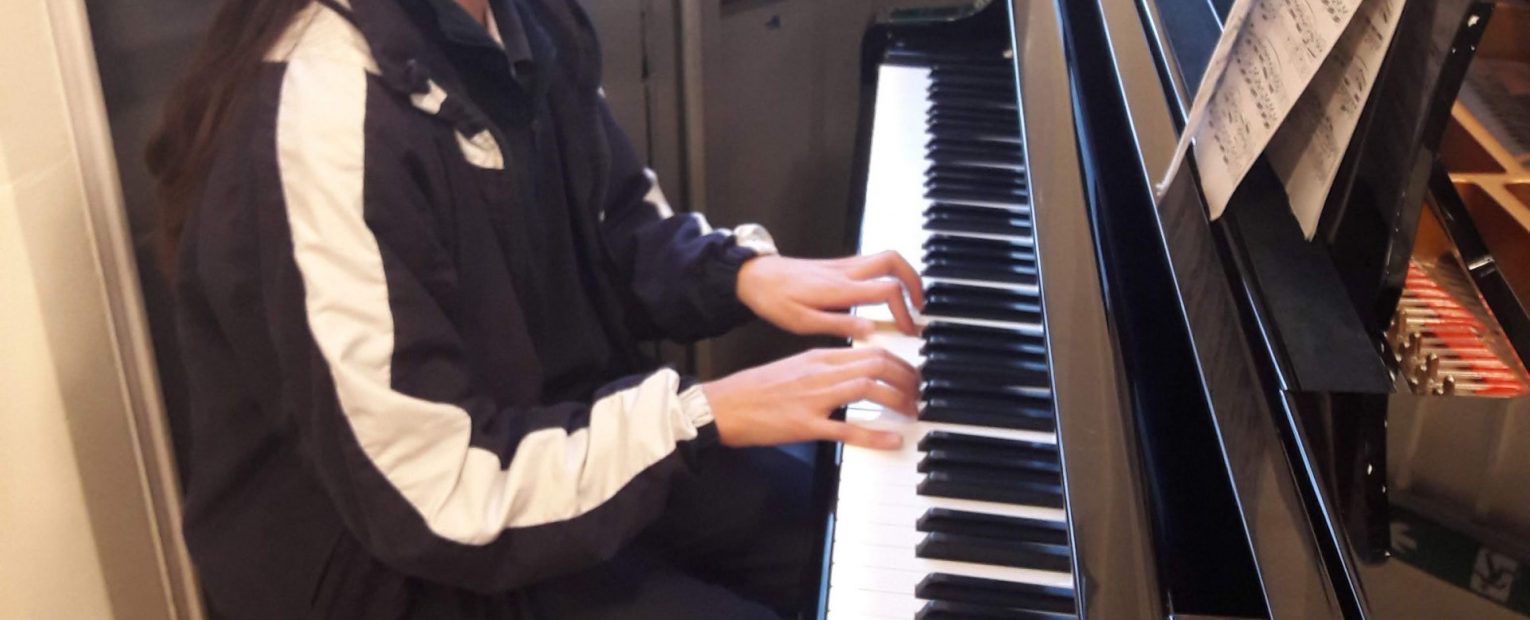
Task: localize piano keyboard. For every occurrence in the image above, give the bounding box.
[828,49,1078,619]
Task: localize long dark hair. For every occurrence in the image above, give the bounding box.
[145,0,313,274]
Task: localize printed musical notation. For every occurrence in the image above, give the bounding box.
[1267,0,1406,238]
[1190,0,1366,219]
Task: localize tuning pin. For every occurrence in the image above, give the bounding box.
[1401,331,1422,362]
[1443,375,1457,396]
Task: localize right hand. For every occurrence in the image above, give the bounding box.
[701,347,919,451]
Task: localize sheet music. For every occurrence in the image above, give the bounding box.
[1158,0,1257,195]
[1162,0,1367,219]
[1266,0,1406,239]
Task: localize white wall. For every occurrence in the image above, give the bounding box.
[0,0,194,617]
[0,175,114,619]
[0,3,116,614]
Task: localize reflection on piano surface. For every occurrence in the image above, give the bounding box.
[809,0,1530,618]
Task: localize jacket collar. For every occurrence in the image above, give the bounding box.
[344,0,540,90]
[419,0,533,66]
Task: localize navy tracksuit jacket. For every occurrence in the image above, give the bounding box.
[172,0,763,615]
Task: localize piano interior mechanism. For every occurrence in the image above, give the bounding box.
[812,0,1530,618]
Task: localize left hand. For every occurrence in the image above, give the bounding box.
[737,251,925,339]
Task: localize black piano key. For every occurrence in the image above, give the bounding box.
[921,343,1045,369]
[924,235,1036,260]
[924,251,1037,276]
[926,133,1023,152]
[921,348,1044,370]
[923,321,1047,356]
[929,84,1015,103]
[926,187,1030,206]
[928,105,1015,126]
[920,343,1046,372]
[918,470,1065,507]
[918,532,1073,572]
[923,249,1037,273]
[925,162,1026,179]
[918,440,1064,474]
[924,236,1036,260]
[916,574,1076,614]
[926,163,1028,185]
[921,386,1052,414]
[926,168,1027,183]
[924,280,1040,303]
[928,94,1018,112]
[928,116,1023,135]
[924,214,1031,238]
[920,264,1035,286]
[924,264,1038,287]
[923,283,1042,324]
[929,60,1013,75]
[924,209,1032,238]
[920,406,1055,433]
[917,600,1074,620]
[923,377,1050,400]
[927,131,1022,148]
[918,450,1061,484]
[928,67,1013,83]
[917,431,1060,468]
[886,49,1005,67]
[927,146,1026,167]
[925,174,1028,193]
[918,508,1070,547]
[926,126,1024,149]
[926,202,1032,222]
[890,50,1003,66]
[924,133,1022,151]
[922,355,1049,386]
[921,385,1053,419]
[928,74,1014,92]
[927,152,1025,170]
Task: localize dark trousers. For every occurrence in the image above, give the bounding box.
[519,446,817,618]
[262,447,816,620]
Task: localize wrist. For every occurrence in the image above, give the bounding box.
[735,253,782,298]
[698,377,747,447]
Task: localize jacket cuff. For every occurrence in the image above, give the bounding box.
[676,382,722,465]
[695,242,759,331]
[678,382,716,428]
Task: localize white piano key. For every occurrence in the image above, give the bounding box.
[835,497,929,526]
[830,563,919,596]
[930,197,1032,212]
[925,228,1036,245]
[832,540,1074,590]
[840,411,1059,446]
[849,330,924,363]
[839,461,919,488]
[834,491,1068,527]
[836,480,1068,523]
[857,64,935,327]
[924,275,1040,296]
[835,521,922,547]
[828,586,924,618]
[917,312,1044,336]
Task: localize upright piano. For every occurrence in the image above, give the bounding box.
[813,0,1530,618]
